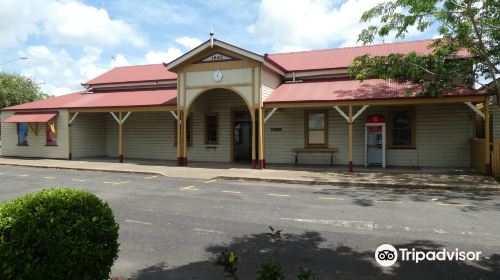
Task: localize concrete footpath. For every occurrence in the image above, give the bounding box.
[0,157,498,191]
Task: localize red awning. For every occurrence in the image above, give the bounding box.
[2,112,58,123]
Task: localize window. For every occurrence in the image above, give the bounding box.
[305,110,328,147]
[174,116,192,146]
[205,113,219,144]
[17,123,29,145]
[389,108,415,148]
[46,121,57,146]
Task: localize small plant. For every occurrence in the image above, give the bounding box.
[257,259,285,280]
[215,227,319,279]
[267,226,282,259]
[0,188,119,280]
[297,267,318,280]
[216,249,240,279]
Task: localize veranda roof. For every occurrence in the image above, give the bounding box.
[264,78,483,104]
[1,88,177,111]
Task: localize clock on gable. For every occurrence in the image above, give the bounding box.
[213,70,223,82]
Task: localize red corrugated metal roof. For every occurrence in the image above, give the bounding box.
[2,112,58,123]
[84,40,460,86]
[264,79,481,103]
[266,39,469,72]
[85,64,176,85]
[2,88,177,111]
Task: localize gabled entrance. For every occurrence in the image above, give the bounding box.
[166,37,268,169]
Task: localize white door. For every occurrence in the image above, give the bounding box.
[366,124,385,166]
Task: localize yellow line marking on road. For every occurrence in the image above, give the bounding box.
[376,200,403,204]
[18,174,29,177]
[179,186,199,191]
[222,190,241,194]
[72,179,86,182]
[144,175,158,179]
[43,176,55,179]
[267,193,290,197]
[103,181,130,185]
[205,179,217,184]
[125,219,152,226]
[319,196,345,201]
[437,202,470,207]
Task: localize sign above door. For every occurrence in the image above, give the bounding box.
[194,52,241,64]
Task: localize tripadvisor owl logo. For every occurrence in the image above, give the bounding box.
[375,244,398,267]
[375,244,482,267]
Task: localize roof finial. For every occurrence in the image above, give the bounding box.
[210,25,215,48]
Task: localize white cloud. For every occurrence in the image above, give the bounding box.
[175,36,203,49]
[144,48,183,64]
[0,0,147,48]
[17,45,116,96]
[248,0,384,52]
[18,45,78,96]
[112,54,130,67]
[0,0,48,47]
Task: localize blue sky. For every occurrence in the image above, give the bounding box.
[0,0,437,96]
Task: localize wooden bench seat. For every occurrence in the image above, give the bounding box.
[292,147,338,165]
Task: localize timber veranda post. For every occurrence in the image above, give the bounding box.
[68,111,72,160]
[258,106,265,169]
[251,108,256,169]
[348,105,353,172]
[182,110,188,166]
[118,112,123,163]
[176,109,182,166]
[485,97,491,175]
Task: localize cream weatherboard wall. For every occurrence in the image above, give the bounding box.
[103,91,248,162]
[0,110,69,158]
[262,66,281,102]
[106,112,177,160]
[264,104,474,167]
[70,113,107,158]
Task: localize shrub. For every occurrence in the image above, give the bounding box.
[257,259,285,280]
[215,249,240,279]
[0,188,119,280]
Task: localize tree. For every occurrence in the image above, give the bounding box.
[348,0,499,99]
[0,72,51,108]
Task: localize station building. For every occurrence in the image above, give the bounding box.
[0,38,494,172]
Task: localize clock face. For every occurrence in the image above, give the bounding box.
[213,70,223,82]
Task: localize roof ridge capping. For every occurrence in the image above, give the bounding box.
[268,39,435,56]
[112,63,164,68]
[84,63,177,86]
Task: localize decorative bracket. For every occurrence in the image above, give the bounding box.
[333,105,369,123]
[264,108,278,124]
[464,102,485,119]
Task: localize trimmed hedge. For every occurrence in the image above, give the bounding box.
[0,188,119,280]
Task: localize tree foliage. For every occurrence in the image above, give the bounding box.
[348,0,499,98]
[0,72,51,108]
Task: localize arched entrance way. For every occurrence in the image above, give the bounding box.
[177,88,258,168]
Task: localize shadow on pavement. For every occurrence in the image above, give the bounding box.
[126,231,500,280]
[314,187,500,212]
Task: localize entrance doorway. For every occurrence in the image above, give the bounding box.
[365,116,386,168]
[232,110,252,162]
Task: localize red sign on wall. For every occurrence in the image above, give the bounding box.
[366,115,385,123]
